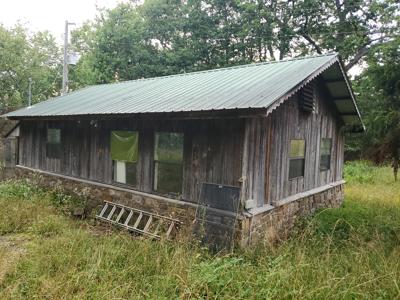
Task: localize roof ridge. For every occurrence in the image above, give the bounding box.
[103,52,338,86]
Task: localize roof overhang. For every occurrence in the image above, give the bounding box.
[321,59,364,132]
[265,55,364,132]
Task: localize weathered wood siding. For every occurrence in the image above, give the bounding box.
[239,82,345,207]
[241,118,268,207]
[18,118,244,204]
[264,83,344,204]
[17,81,345,209]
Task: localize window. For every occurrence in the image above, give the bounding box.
[320,138,332,171]
[46,128,61,158]
[111,131,139,186]
[154,132,184,196]
[289,139,305,179]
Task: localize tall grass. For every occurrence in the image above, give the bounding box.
[0,162,399,299]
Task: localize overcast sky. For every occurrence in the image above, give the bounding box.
[0,0,127,42]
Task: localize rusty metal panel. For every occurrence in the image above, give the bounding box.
[197,183,240,212]
[193,183,241,251]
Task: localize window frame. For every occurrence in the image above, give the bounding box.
[110,130,139,188]
[46,128,62,159]
[153,131,184,197]
[288,139,306,180]
[320,138,332,171]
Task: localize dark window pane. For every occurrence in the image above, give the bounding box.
[113,160,137,186]
[47,128,61,144]
[290,139,305,158]
[289,158,305,179]
[154,132,184,195]
[46,128,61,158]
[154,162,183,195]
[320,138,332,170]
[126,162,137,186]
[320,155,331,171]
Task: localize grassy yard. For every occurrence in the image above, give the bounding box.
[0,161,399,299]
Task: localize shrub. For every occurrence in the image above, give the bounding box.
[344,160,379,183]
[0,179,45,200]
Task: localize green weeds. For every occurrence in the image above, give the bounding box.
[0,162,399,299]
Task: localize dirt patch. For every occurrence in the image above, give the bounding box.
[0,235,29,283]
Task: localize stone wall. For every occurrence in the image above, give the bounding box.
[11,166,344,247]
[13,166,247,244]
[241,183,344,245]
[13,166,197,225]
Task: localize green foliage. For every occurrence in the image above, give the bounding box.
[0,181,54,235]
[0,179,45,199]
[0,24,62,111]
[0,164,400,298]
[344,160,382,184]
[49,185,87,215]
[351,37,400,173]
[68,0,399,88]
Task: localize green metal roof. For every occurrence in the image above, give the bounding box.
[3,53,362,128]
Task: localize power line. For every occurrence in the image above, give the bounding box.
[91,29,396,47]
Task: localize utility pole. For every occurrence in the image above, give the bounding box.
[62,20,75,95]
[28,78,32,106]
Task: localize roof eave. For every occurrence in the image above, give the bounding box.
[336,57,365,132]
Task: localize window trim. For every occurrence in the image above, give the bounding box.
[288,139,306,180]
[153,131,184,196]
[320,138,332,172]
[46,128,62,159]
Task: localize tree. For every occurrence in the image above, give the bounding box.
[353,37,400,179]
[70,0,399,88]
[291,0,399,70]
[0,24,62,111]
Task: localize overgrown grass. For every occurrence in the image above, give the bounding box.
[0,162,399,299]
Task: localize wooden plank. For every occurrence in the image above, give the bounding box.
[116,208,125,223]
[124,211,134,226]
[99,203,109,218]
[143,215,153,232]
[107,205,116,220]
[133,212,143,229]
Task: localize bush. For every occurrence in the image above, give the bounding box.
[49,186,87,216]
[0,179,45,200]
[344,160,380,183]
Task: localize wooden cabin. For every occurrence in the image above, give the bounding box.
[2,54,363,247]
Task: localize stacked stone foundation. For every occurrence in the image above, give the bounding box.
[12,167,197,225]
[240,183,344,245]
[10,166,344,247]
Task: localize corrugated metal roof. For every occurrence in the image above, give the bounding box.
[2,53,361,127]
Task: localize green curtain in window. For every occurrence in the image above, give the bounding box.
[111,131,139,162]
